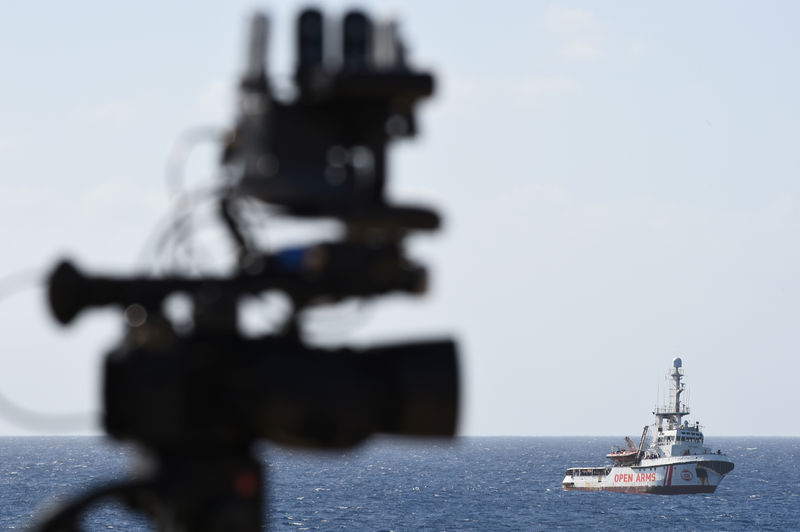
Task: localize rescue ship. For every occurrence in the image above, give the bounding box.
[562,358,734,494]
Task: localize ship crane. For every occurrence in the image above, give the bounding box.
[636,425,649,461]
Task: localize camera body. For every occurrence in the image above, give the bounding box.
[104,334,457,449]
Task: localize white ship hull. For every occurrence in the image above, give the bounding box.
[563,455,734,494]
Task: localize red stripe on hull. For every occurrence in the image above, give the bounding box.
[562,485,717,495]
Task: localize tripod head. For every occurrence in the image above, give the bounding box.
[35,8,458,532]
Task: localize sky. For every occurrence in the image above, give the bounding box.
[1,1,799,437]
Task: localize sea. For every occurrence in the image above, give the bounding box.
[1,436,797,531]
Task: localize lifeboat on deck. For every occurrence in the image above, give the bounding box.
[606,435,642,465]
[605,448,639,465]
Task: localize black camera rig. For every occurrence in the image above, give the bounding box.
[35,8,458,532]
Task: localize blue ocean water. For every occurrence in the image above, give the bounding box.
[1,436,798,530]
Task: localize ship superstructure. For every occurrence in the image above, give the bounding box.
[562,358,734,494]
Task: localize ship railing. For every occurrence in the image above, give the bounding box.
[565,466,612,477]
[653,405,690,416]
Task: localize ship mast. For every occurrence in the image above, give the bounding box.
[653,357,689,430]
